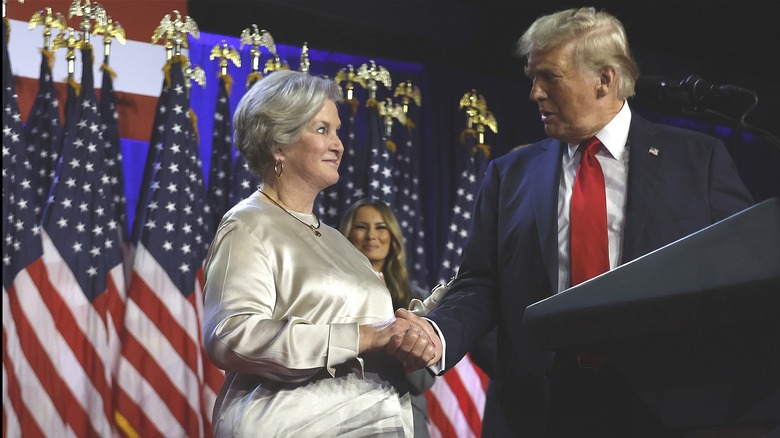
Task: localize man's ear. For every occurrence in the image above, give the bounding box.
[597,66,618,97]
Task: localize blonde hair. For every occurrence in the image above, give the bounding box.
[516,6,640,99]
[339,199,413,309]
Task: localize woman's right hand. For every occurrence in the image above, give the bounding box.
[359,313,440,372]
[359,318,415,354]
[388,309,442,372]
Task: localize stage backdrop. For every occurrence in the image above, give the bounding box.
[5,1,779,437]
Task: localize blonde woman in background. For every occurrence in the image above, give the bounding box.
[340,198,436,438]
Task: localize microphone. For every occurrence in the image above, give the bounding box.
[635,74,754,105]
[634,74,780,151]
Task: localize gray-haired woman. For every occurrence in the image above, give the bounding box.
[203,70,436,437]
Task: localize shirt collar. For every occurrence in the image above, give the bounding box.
[567,101,632,160]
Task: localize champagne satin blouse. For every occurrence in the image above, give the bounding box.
[203,192,413,437]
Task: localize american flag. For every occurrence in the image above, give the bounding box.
[130,74,171,244]
[114,54,223,437]
[98,56,131,427]
[392,98,429,292]
[427,128,491,438]
[229,149,260,206]
[3,18,48,435]
[229,76,261,207]
[435,131,489,285]
[22,48,62,220]
[34,45,126,436]
[63,75,81,139]
[365,100,396,205]
[207,72,234,227]
[99,61,128,247]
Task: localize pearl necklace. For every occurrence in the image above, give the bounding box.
[258,190,322,237]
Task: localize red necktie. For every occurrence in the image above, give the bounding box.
[570,137,609,286]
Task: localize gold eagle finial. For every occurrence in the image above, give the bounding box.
[152,10,199,59]
[93,15,125,59]
[240,25,274,86]
[210,40,241,77]
[52,26,82,76]
[28,7,67,51]
[299,42,310,74]
[334,64,366,102]
[357,60,392,101]
[459,89,498,146]
[67,0,106,43]
[394,80,422,114]
[183,59,206,89]
[94,15,125,45]
[378,97,407,151]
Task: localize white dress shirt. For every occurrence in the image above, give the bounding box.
[557,101,631,291]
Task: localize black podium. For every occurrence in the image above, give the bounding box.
[524,198,780,433]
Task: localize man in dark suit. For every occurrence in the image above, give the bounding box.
[391,6,754,437]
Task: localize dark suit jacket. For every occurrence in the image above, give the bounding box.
[427,114,754,437]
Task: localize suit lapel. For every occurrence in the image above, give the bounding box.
[622,116,664,262]
[532,139,565,291]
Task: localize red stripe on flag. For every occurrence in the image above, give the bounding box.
[426,354,489,438]
[443,366,482,436]
[116,252,212,436]
[130,273,201,369]
[425,389,458,437]
[192,271,223,432]
[2,306,45,438]
[6,263,98,436]
[119,321,201,435]
[113,383,163,438]
[31,252,114,422]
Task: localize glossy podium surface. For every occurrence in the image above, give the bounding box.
[524,198,780,430]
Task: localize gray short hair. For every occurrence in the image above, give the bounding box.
[233,70,343,176]
[516,7,640,99]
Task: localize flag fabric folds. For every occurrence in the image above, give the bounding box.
[99,61,129,247]
[3,18,48,435]
[229,150,260,207]
[392,102,430,292]
[229,76,260,206]
[114,54,223,438]
[22,48,62,219]
[365,100,397,205]
[426,129,491,438]
[130,73,169,245]
[4,21,490,436]
[25,44,125,436]
[207,72,234,227]
[63,72,80,140]
[98,56,133,436]
[435,130,489,285]
[2,8,34,295]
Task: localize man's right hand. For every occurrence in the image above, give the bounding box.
[387,308,443,372]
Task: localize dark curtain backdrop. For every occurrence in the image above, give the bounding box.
[120,30,780,289]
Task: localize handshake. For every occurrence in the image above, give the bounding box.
[359,309,443,373]
[359,279,451,372]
